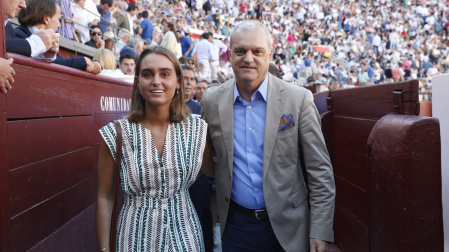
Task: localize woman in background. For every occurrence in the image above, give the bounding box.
[94,48,116,70]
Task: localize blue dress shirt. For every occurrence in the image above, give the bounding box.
[97,6,111,34]
[231,75,268,209]
[140,19,153,41]
[180,36,193,58]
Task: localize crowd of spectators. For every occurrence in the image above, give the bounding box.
[4,0,449,92]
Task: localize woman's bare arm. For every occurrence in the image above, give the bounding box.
[95,139,116,251]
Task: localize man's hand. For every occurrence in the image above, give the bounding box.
[90,19,100,26]
[84,57,94,73]
[92,61,102,74]
[0,58,16,94]
[34,29,60,51]
[84,58,102,74]
[43,39,60,59]
[310,238,328,252]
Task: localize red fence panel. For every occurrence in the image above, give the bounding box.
[318,80,442,252]
[368,114,443,252]
[1,53,132,251]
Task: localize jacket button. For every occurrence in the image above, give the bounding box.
[225,196,230,201]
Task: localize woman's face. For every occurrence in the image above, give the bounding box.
[91,27,102,42]
[137,53,180,109]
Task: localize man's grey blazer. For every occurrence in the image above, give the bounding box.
[201,73,336,252]
[116,13,131,34]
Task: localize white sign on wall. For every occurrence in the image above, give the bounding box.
[432,74,449,252]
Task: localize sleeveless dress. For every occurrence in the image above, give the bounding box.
[99,116,208,252]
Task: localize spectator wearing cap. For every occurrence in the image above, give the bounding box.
[116,3,137,35]
[140,11,154,42]
[85,25,104,49]
[120,46,138,61]
[103,31,115,51]
[97,0,113,33]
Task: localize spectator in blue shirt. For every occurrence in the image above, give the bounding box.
[368,64,375,84]
[176,30,194,58]
[97,0,112,34]
[140,11,153,41]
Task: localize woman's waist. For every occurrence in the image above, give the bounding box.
[123,191,190,208]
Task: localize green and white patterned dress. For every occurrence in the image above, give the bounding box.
[100,116,207,252]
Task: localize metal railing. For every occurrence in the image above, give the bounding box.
[58,0,143,55]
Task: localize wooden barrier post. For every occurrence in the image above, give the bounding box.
[367,114,443,252]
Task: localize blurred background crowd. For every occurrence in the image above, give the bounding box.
[10,0,449,92]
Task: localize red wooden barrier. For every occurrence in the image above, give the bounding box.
[368,114,442,251]
[0,53,132,251]
[317,80,443,252]
[0,50,442,251]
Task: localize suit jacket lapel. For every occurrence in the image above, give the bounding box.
[22,25,32,37]
[263,74,286,180]
[218,80,235,177]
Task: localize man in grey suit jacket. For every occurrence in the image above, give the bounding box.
[201,21,335,252]
[116,3,137,35]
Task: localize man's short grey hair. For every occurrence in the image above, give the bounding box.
[129,37,144,49]
[118,29,130,38]
[230,21,273,49]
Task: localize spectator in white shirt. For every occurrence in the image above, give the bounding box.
[71,0,100,43]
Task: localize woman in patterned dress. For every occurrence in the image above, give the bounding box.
[96,46,214,252]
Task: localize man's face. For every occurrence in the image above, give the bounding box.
[195,81,207,102]
[105,39,114,50]
[120,58,136,75]
[45,4,62,31]
[176,32,182,40]
[101,3,111,13]
[182,69,196,101]
[122,34,130,43]
[4,0,26,19]
[230,28,272,88]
